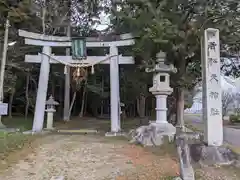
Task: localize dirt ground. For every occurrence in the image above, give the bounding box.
[0,134,179,180]
[195,166,240,180]
[1,118,239,180]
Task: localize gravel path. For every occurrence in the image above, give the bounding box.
[196,167,240,180]
[0,134,179,180]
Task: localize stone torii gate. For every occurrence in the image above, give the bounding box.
[18,30,135,133]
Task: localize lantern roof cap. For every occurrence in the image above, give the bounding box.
[46,95,59,105]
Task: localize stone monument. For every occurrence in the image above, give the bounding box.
[174,28,236,180]
[130,51,177,146]
[202,28,223,146]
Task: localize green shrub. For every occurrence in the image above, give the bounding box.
[229,114,240,124]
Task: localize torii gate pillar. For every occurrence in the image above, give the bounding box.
[33,46,51,132]
[110,46,121,132]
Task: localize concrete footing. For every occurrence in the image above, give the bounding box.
[105,131,127,137]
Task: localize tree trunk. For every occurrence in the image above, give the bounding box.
[69,91,76,118]
[84,91,88,116]
[133,102,136,117]
[176,87,185,130]
[222,107,227,117]
[42,0,46,34]
[167,90,177,125]
[63,25,71,121]
[79,80,87,118]
[59,78,63,116]
[137,94,146,118]
[25,73,30,119]
[152,96,155,117]
[100,76,104,116]
[51,78,55,97]
[8,88,15,118]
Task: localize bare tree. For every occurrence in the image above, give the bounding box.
[222,91,235,116]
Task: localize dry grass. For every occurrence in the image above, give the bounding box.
[0,132,35,156]
[0,116,36,159]
[0,132,39,173]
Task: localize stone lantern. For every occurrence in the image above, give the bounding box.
[45,95,59,130]
[146,51,177,140]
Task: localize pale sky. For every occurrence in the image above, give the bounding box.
[93,11,110,31]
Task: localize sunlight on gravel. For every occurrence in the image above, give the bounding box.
[0,135,133,180]
[0,134,179,180]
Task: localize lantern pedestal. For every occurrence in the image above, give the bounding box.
[149,87,176,143]
[45,108,56,130]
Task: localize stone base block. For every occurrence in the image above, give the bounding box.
[105,131,127,137]
[129,122,176,146]
[176,132,239,168]
[22,130,51,135]
[189,143,238,166]
[57,129,98,134]
[150,122,176,139]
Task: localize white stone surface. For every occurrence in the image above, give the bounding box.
[130,122,176,146]
[45,109,55,130]
[155,95,168,123]
[149,73,172,94]
[24,38,134,47]
[149,72,173,124]
[0,103,8,115]
[202,28,223,146]
[110,46,121,132]
[25,55,134,64]
[32,46,51,132]
[105,131,126,137]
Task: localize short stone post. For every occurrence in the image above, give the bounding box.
[45,95,59,130]
[176,133,196,180]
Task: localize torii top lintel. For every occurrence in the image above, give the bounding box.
[18,30,135,47]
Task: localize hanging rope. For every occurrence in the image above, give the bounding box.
[40,52,119,83]
[40,53,119,69]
